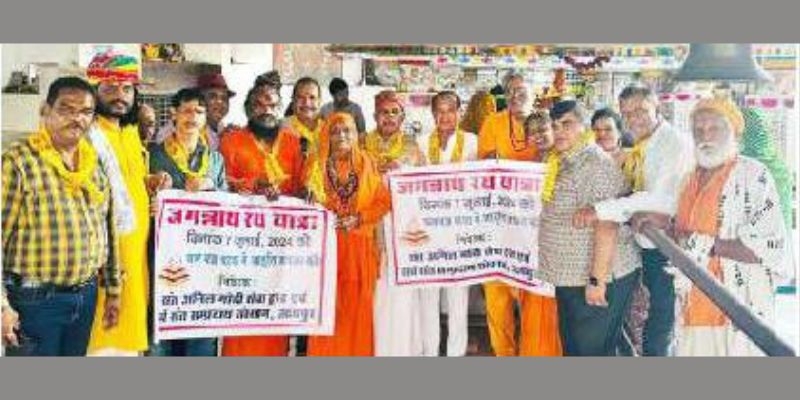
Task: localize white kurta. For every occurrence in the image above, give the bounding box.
[374,130,479,356]
[416,130,478,357]
[675,156,789,356]
[373,135,425,356]
[594,120,695,248]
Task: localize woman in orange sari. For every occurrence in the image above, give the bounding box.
[305,112,391,356]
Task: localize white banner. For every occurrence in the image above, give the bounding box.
[386,160,554,296]
[153,190,337,341]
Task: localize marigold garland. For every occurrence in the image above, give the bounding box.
[365,129,405,165]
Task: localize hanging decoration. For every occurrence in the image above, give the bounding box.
[562,55,611,74]
[534,68,568,110]
[140,43,185,63]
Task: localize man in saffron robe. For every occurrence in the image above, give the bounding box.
[219,71,304,356]
[478,72,560,357]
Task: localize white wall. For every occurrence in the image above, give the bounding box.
[184,43,227,65]
[1,44,79,88]
[2,44,81,146]
[222,44,273,126]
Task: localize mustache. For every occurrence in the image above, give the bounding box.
[97,100,132,117]
[697,142,718,152]
[253,114,279,128]
[695,135,736,168]
[64,122,87,131]
[248,119,279,141]
[106,99,131,109]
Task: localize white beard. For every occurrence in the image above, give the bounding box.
[695,133,737,169]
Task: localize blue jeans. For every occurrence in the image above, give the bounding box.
[641,249,676,356]
[3,276,98,356]
[148,338,218,357]
[145,223,218,357]
[555,270,639,356]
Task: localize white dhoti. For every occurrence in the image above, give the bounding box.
[420,285,470,357]
[374,268,424,356]
[677,326,766,357]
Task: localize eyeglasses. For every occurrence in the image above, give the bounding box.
[53,107,95,120]
[176,106,206,116]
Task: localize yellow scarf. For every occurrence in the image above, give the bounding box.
[541,130,595,204]
[200,126,212,147]
[254,136,288,187]
[290,116,322,150]
[287,116,324,203]
[28,127,105,205]
[164,134,210,181]
[305,161,326,204]
[428,129,465,165]
[365,130,404,165]
[622,136,650,192]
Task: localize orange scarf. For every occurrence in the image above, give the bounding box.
[675,159,737,326]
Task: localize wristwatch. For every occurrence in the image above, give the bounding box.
[588,276,600,287]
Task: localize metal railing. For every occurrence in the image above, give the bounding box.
[641,224,796,357]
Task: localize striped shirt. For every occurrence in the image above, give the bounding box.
[537,144,641,287]
[2,138,120,295]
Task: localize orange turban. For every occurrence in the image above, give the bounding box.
[691,98,745,137]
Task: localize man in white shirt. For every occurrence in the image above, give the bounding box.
[573,85,694,356]
[416,91,478,356]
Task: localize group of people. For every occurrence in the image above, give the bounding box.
[1,51,792,357]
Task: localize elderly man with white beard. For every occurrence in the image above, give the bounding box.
[631,98,789,356]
